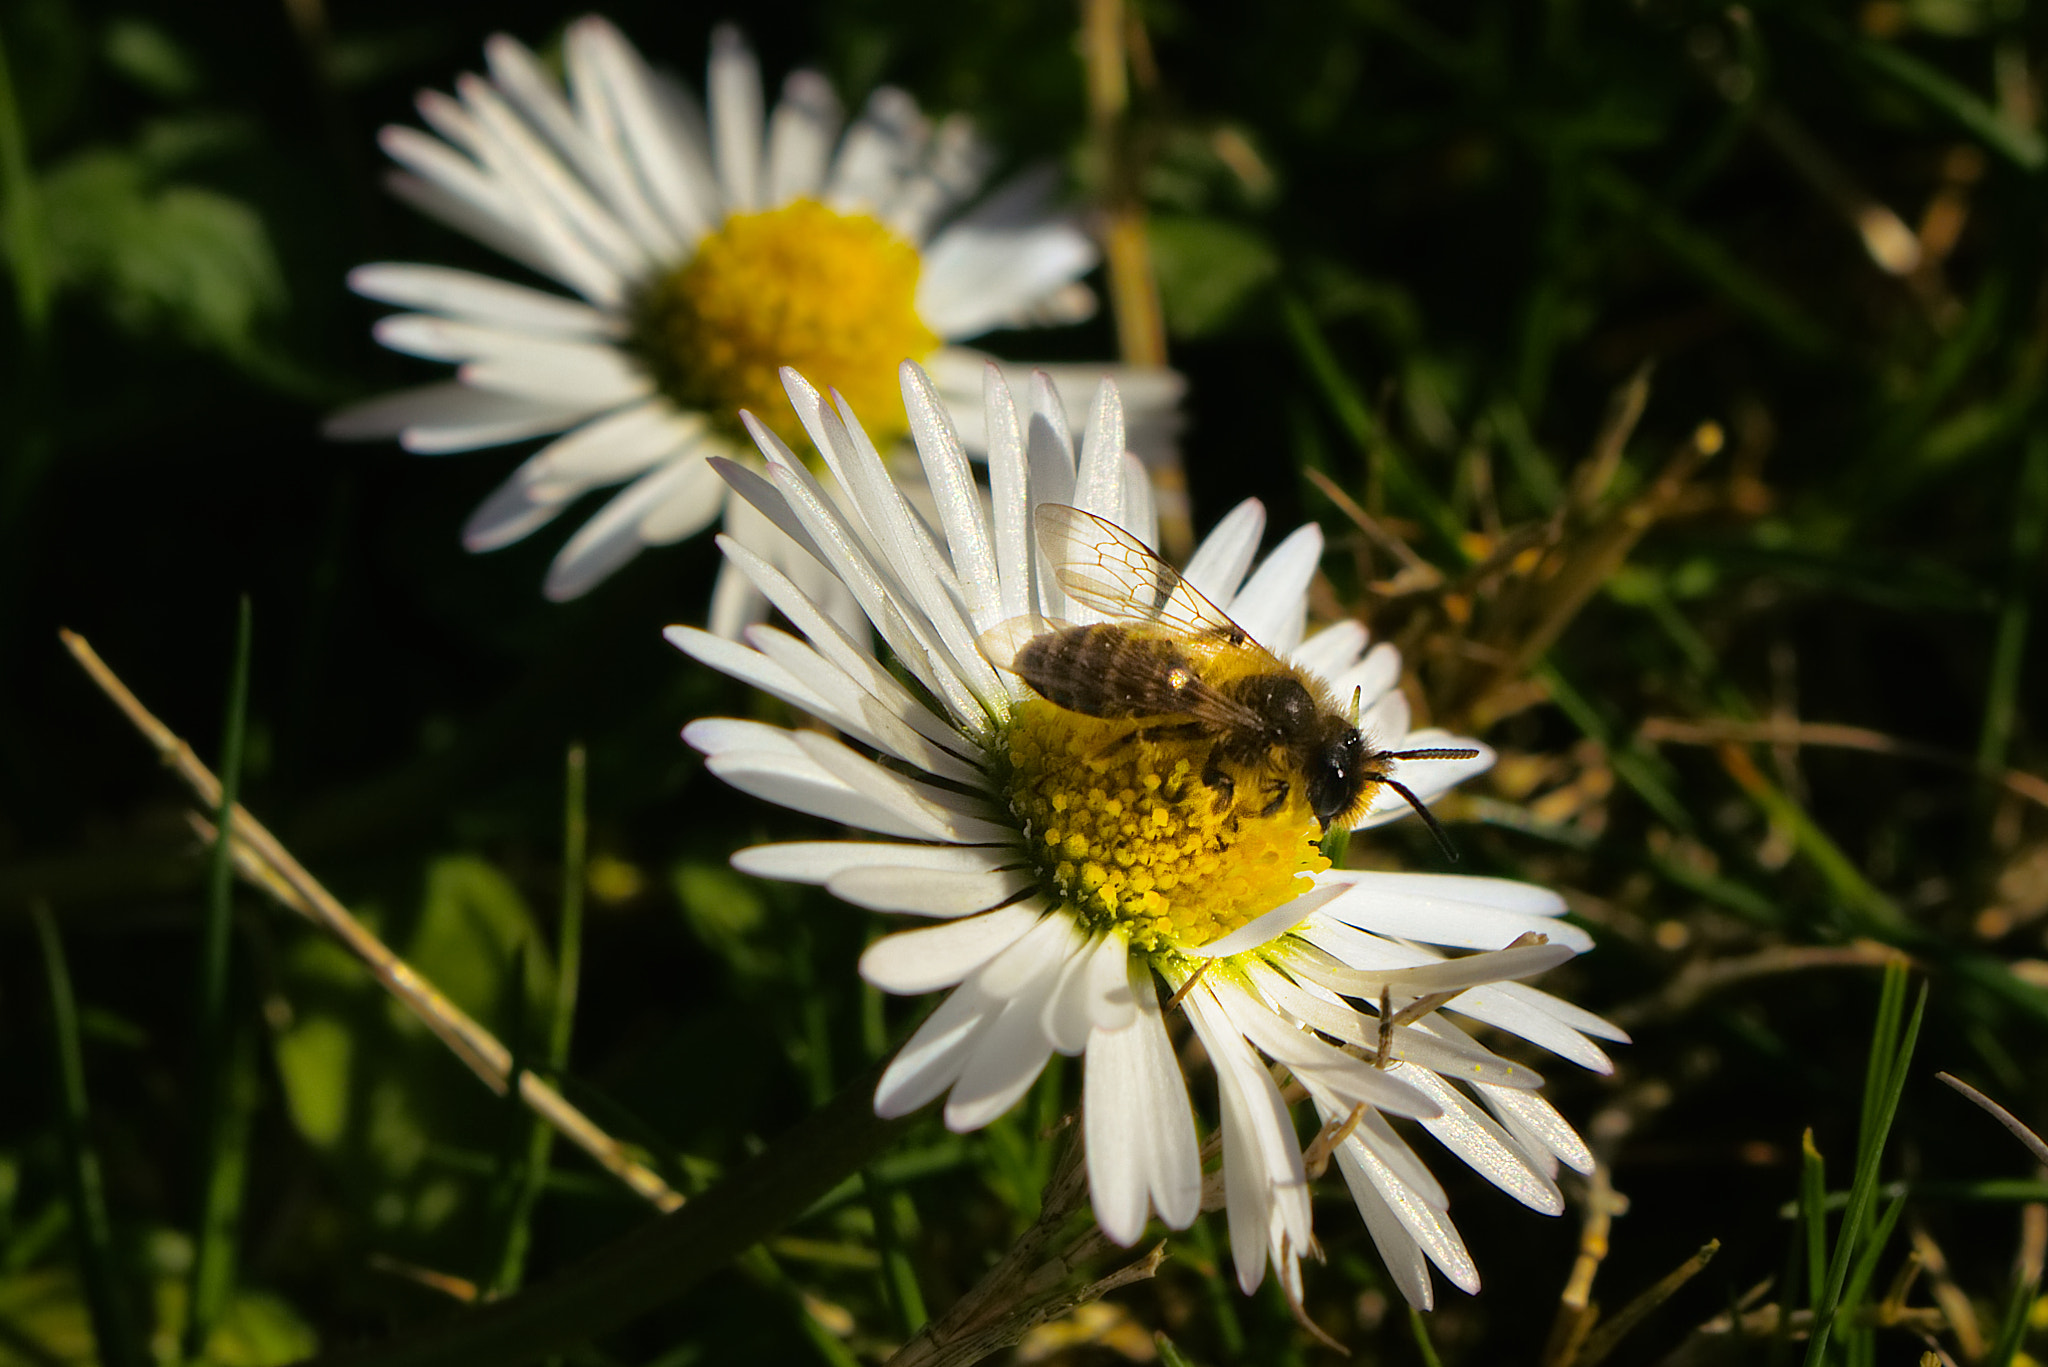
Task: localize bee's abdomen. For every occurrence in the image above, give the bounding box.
[1014,625,1199,719]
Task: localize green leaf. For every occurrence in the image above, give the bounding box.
[102,18,201,99]
[1148,214,1278,337]
[37,146,281,359]
[402,855,553,1037]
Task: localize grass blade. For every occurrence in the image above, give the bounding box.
[0,18,48,337]
[186,595,254,1359]
[36,904,142,1367]
[1800,1129,1827,1312]
[1976,431,2048,780]
[493,743,588,1296]
[1804,964,1926,1365]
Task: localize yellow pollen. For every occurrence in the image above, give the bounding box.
[1001,699,1330,954]
[631,200,938,447]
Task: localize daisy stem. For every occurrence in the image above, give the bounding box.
[1407,1306,1445,1367]
[490,743,588,1297]
[36,904,143,1367]
[185,596,255,1360]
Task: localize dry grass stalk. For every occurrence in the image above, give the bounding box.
[60,628,684,1214]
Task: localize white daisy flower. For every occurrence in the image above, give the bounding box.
[668,362,1625,1310]
[326,17,1181,625]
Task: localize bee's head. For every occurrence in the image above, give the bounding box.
[1307,727,1372,829]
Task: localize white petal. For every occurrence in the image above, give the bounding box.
[1315,870,1593,953]
[860,903,1043,994]
[732,841,1015,884]
[706,26,763,211]
[463,468,569,552]
[1444,983,1616,1075]
[1493,979,1629,1042]
[1084,960,1199,1243]
[1335,1133,1480,1296]
[1361,688,1413,748]
[1227,522,1322,654]
[1393,1065,1563,1215]
[713,532,978,761]
[884,113,989,242]
[1182,981,1311,1294]
[1338,1152,1436,1310]
[981,364,1036,626]
[917,168,1098,339]
[975,910,1086,1000]
[1072,380,1127,528]
[324,382,597,452]
[573,17,717,241]
[825,86,923,214]
[765,69,841,204]
[1215,978,1439,1121]
[514,401,706,502]
[1082,928,1137,1032]
[1325,642,1402,710]
[460,340,652,409]
[544,452,723,599]
[781,372,1008,713]
[690,725,963,841]
[1120,452,1158,553]
[348,263,618,337]
[903,363,1000,629]
[1182,881,1349,961]
[830,866,1034,918]
[1478,1083,1596,1176]
[790,730,1011,842]
[1292,619,1368,681]
[483,32,681,259]
[874,979,1000,1117]
[943,984,1061,1133]
[1041,935,1105,1056]
[1182,498,1266,606]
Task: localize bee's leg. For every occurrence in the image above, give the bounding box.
[1200,750,1236,813]
[1258,778,1292,818]
[1092,720,1208,761]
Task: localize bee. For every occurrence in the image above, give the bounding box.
[983,504,1478,854]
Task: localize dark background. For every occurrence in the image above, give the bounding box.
[5,1,2048,1363]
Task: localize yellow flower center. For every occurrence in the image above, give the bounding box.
[631,200,939,448]
[1001,699,1330,955]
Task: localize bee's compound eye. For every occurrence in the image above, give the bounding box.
[1308,731,1369,827]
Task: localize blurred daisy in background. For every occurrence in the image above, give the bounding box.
[327,17,1180,629]
[670,361,1624,1310]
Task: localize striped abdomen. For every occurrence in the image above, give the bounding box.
[1012,624,1202,720]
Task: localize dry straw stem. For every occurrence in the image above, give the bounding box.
[58,629,683,1214]
[885,1126,1166,1367]
[1640,717,2048,812]
[1936,1072,2048,1167]
[1611,942,1905,1032]
[1357,365,1729,734]
[1079,0,1189,561]
[1541,1162,1626,1367]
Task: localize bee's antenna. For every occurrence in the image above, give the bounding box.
[1384,778,1462,863]
[1385,746,1480,763]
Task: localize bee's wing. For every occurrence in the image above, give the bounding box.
[976,613,1077,674]
[1035,504,1260,647]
